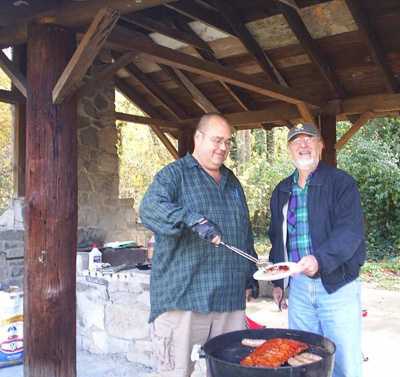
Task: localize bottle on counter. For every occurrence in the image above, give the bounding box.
[88,244,102,273]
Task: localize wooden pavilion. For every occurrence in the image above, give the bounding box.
[0,1,399,376]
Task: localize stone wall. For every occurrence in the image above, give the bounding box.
[0,59,150,288]
[76,270,153,366]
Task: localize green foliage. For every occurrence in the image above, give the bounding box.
[337,119,400,260]
[115,91,174,209]
[0,68,13,214]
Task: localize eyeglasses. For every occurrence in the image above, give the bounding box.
[289,135,319,146]
[198,130,232,148]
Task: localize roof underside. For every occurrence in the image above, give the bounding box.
[1,0,400,133]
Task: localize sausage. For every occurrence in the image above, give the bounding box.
[241,338,266,347]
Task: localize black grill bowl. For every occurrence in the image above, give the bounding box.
[202,328,335,377]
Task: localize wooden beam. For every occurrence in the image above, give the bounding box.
[277,1,346,98]
[109,26,322,107]
[0,89,25,104]
[319,113,337,166]
[115,112,179,129]
[52,8,120,104]
[25,22,77,377]
[335,93,400,115]
[297,102,317,124]
[173,68,219,113]
[0,50,27,97]
[212,0,288,86]
[164,0,234,36]
[79,51,136,96]
[125,62,188,119]
[344,0,399,93]
[121,13,213,53]
[336,111,374,151]
[116,79,179,159]
[276,0,300,11]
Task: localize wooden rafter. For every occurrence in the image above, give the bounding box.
[115,111,179,129]
[344,0,398,93]
[121,13,213,53]
[173,68,218,113]
[212,0,287,87]
[297,102,317,125]
[164,0,234,36]
[125,62,188,119]
[336,111,374,151]
[52,8,120,104]
[109,26,321,107]
[116,78,179,159]
[79,51,137,96]
[277,1,346,98]
[0,50,27,97]
[0,89,25,104]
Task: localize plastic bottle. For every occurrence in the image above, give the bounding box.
[88,244,102,273]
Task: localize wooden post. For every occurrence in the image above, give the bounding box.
[25,23,77,377]
[178,127,194,157]
[12,45,26,197]
[319,113,337,166]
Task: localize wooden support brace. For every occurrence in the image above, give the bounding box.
[297,102,316,125]
[336,111,375,151]
[52,7,120,104]
[0,50,27,97]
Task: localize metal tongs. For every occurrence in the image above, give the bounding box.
[219,241,268,268]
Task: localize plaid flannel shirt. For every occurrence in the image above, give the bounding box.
[287,170,314,262]
[139,154,257,322]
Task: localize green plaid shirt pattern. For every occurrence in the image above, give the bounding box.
[287,170,313,262]
[139,154,257,322]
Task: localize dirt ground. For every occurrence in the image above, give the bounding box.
[246,281,400,377]
[1,282,398,377]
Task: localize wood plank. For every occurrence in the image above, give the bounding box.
[335,93,400,115]
[109,26,322,107]
[25,22,77,377]
[344,0,399,93]
[122,13,213,53]
[52,8,120,104]
[125,62,188,119]
[336,111,374,150]
[164,0,234,36]
[297,102,317,124]
[173,68,219,113]
[116,78,179,159]
[0,89,25,104]
[79,51,137,96]
[211,0,287,86]
[277,1,346,98]
[0,50,27,97]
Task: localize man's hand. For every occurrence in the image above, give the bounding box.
[272,286,287,311]
[191,218,221,244]
[298,255,319,277]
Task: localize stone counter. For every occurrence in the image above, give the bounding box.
[76,269,153,367]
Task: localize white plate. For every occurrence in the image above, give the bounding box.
[253,262,300,281]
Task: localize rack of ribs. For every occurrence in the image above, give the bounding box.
[240,338,309,368]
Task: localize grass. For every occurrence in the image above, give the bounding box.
[361,257,400,290]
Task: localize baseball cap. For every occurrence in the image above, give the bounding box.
[287,123,320,142]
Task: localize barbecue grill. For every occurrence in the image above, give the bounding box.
[202,328,335,377]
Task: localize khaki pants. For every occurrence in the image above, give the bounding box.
[150,310,246,377]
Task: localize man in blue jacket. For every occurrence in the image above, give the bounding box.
[268,123,365,377]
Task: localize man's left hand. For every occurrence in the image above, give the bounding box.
[298,255,319,277]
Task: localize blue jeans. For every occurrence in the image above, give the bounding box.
[288,274,362,377]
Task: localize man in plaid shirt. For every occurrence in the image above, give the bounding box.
[139,113,257,377]
[268,123,366,377]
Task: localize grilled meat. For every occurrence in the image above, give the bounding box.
[240,338,309,368]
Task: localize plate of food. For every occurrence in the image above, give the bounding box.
[253,262,300,281]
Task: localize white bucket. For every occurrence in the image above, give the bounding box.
[0,288,24,368]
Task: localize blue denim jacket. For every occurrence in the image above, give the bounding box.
[268,161,366,293]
